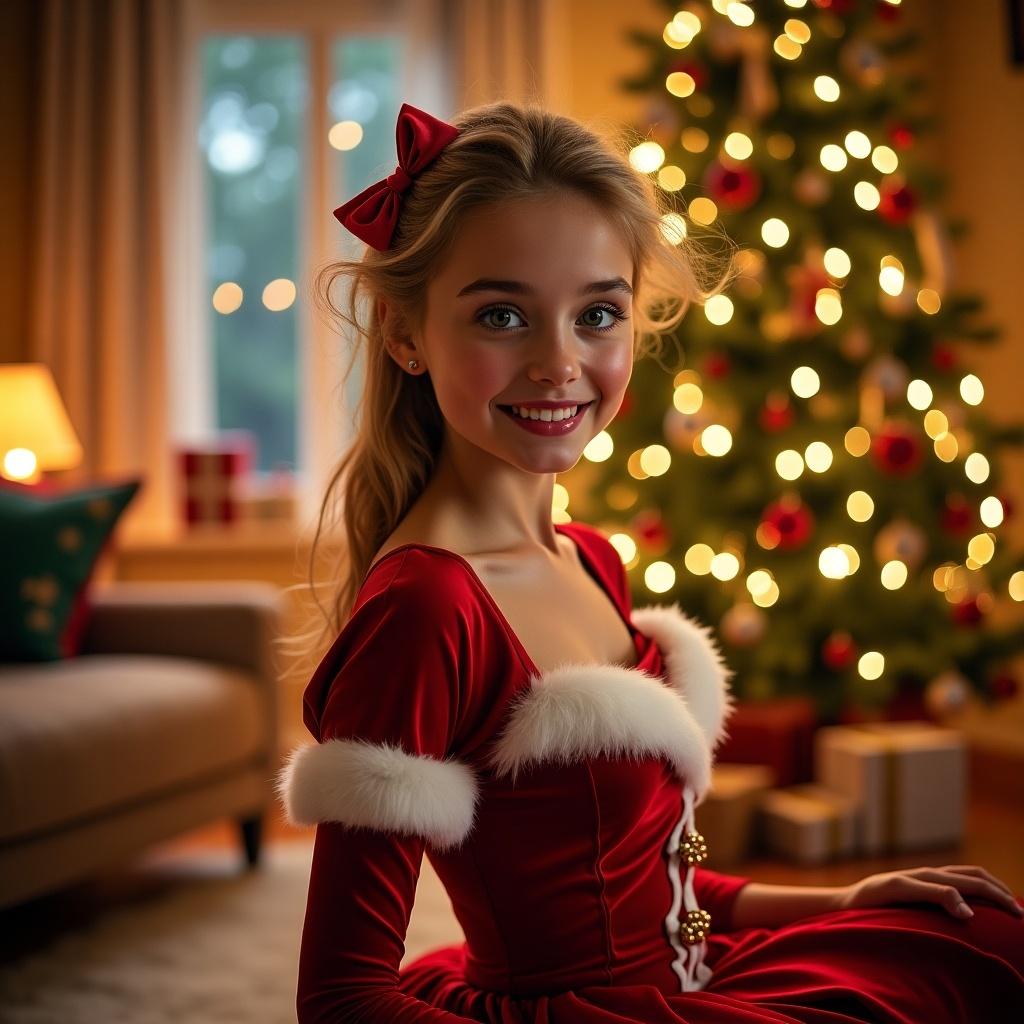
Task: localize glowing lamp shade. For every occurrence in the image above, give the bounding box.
[0,363,83,482]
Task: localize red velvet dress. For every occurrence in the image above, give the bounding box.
[277,521,1024,1023]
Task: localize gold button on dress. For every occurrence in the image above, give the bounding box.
[679,829,709,866]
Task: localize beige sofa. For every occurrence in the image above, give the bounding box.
[0,579,284,909]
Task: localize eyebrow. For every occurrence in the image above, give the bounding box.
[456,276,633,298]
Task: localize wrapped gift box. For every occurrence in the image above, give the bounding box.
[814,721,966,856]
[695,763,774,868]
[715,696,818,786]
[177,431,256,527]
[757,784,859,866]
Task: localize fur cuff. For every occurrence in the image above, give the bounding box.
[274,738,480,852]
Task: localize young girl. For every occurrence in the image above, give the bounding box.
[276,101,1024,1023]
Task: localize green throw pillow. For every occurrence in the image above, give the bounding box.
[0,477,142,662]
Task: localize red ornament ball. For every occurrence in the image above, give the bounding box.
[822,630,857,671]
[878,179,918,225]
[761,495,815,550]
[990,672,1020,701]
[887,120,915,149]
[931,343,956,371]
[941,493,974,535]
[951,595,984,628]
[631,509,671,551]
[871,423,922,476]
[759,392,794,433]
[703,351,732,379]
[703,160,761,212]
[667,58,708,90]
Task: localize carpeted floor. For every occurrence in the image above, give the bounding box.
[0,839,465,1023]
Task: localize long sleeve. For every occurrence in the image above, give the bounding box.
[276,555,482,1023]
[692,865,751,933]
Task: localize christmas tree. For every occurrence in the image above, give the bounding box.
[573,0,1024,720]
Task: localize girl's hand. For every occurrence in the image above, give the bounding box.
[837,864,1024,920]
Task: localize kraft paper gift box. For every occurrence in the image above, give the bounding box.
[757,784,859,866]
[813,721,966,856]
[695,763,775,868]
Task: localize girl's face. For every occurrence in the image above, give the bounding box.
[413,192,635,476]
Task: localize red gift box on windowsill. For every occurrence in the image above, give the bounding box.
[176,430,256,527]
[715,695,819,787]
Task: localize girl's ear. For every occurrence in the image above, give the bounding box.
[378,295,422,371]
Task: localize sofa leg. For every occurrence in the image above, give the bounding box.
[239,813,263,869]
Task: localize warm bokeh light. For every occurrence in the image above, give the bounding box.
[685,543,715,575]
[847,490,875,521]
[880,560,908,590]
[639,443,671,476]
[845,426,871,456]
[824,247,851,277]
[629,141,666,173]
[212,281,243,314]
[859,651,885,680]
[328,120,363,151]
[980,496,1004,528]
[688,197,719,225]
[804,441,833,472]
[674,382,704,414]
[702,424,733,456]
[960,374,984,405]
[791,366,821,398]
[262,278,296,311]
[814,75,840,102]
[819,546,850,579]
[583,430,614,462]
[776,449,805,480]
[761,218,790,247]
[854,181,881,210]
[644,561,676,594]
[704,293,734,324]
[906,379,933,410]
[844,131,871,158]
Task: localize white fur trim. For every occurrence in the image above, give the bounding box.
[631,603,736,754]
[274,738,480,852]
[484,661,713,794]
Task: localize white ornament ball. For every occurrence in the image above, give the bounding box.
[721,603,767,647]
[925,670,971,719]
[874,517,928,571]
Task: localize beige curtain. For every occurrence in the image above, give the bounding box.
[446,0,572,111]
[27,0,186,540]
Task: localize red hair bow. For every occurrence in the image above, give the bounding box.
[332,102,460,251]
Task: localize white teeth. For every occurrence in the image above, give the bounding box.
[511,404,579,421]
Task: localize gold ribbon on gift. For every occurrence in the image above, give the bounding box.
[847,725,903,853]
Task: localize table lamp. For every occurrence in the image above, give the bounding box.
[0,363,83,485]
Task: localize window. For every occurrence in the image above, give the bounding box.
[182,0,453,523]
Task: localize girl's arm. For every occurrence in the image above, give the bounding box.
[730,881,843,930]
[279,561,482,1023]
[729,865,1023,930]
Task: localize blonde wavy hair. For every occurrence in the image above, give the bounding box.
[276,99,734,677]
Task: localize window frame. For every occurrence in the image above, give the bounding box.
[179,0,454,529]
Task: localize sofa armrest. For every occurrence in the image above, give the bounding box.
[80,580,285,684]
